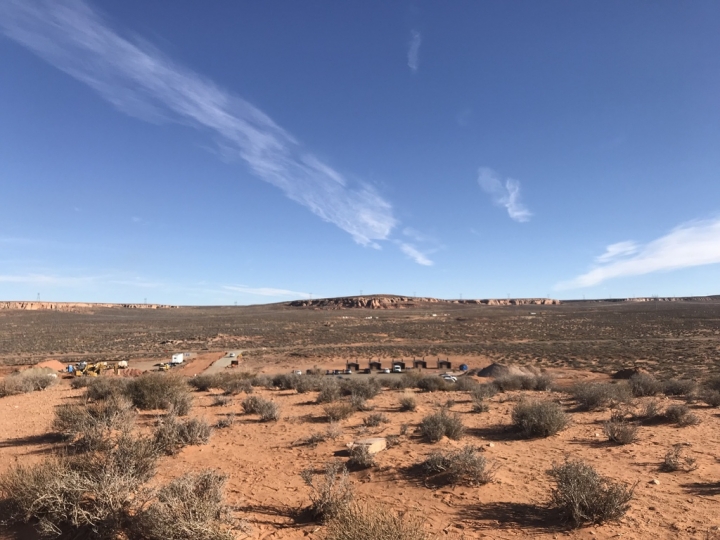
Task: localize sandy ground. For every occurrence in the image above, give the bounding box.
[1,366,719,539]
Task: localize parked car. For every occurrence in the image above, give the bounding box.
[383,368,391,373]
[442,375,457,383]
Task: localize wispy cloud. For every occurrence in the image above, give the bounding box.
[595,241,638,263]
[0,0,396,248]
[223,285,311,298]
[398,242,433,266]
[407,30,421,73]
[0,273,96,286]
[557,218,720,289]
[477,167,532,223]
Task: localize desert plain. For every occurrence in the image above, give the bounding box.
[0,295,719,539]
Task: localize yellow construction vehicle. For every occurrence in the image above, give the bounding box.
[73,362,106,377]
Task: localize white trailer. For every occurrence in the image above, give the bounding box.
[171,353,186,365]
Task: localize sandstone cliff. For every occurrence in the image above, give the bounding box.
[0,302,177,312]
[288,295,561,309]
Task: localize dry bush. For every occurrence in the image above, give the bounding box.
[363,413,389,427]
[511,400,568,438]
[188,374,218,392]
[419,410,464,442]
[70,377,91,389]
[494,374,553,392]
[660,444,697,472]
[325,503,431,540]
[665,404,700,426]
[549,459,635,527]
[662,379,696,396]
[350,393,372,411]
[272,373,299,390]
[399,394,417,411]
[301,461,354,522]
[317,379,341,403]
[0,368,57,397]
[629,373,661,397]
[571,382,633,411]
[421,445,495,486]
[604,419,638,445]
[256,399,280,422]
[471,400,490,413]
[132,470,238,540]
[125,374,192,415]
[704,376,720,393]
[701,390,720,408]
[341,378,381,400]
[416,376,449,392]
[454,376,478,392]
[348,445,375,469]
[294,375,323,394]
[0,435,157,539]
[85,377,130,401]
[324,402,355,422]
[153,414,212,455]
[250,374,273,388]
[219,377,253,396]
[215,413,236,429]
[53,395,136,449]
[241,395,264,414]
[325,422,343,440]
[212,395,231,407]
[470,383,498,400]
[639,400,663,421]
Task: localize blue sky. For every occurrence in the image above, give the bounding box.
[1,1,719,305]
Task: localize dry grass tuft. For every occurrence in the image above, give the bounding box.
[325,503,432,540]
[421,445,495,486]
[511,400,568,438]
[419,410,464,442]
[301,461,354,522]
[660,444,697,472]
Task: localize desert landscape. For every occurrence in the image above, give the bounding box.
[0,295,719,539]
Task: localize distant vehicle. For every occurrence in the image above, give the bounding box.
[293,370,302,375]
[392,365,402,373]
[383,368,391,373]
[228,352,236,358]
[171,353,185,365]
[442,375,457,383]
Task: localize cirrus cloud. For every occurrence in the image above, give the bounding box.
[477,167,532,223]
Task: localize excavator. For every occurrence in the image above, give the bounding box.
[73,362,108,377]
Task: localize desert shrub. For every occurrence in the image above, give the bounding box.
[241,395,264,414]
[533,373,554,391]
[325,422,343,440]
[419,410,464,442]
[348,445,375,469]
[493,375,526,392]
[212,395,231,407]
[125,374,192,414]
[363,413,389,427]
[512,400,568,438]
[250,374,273,388]
[0,435,157,539]
[153,414,212,455]
[85,377,130,401]
[704,375,720,393]
[604,419,638,445]
[416,376,449,393]
[0,368,57,397]
[379,378,404,390]
[664,404,700,426]
[317,379,341,403]
[132,470,236,540]
[549,459,635,527]
[53,396,136,448]
[325,503,431,540]
[272,373,299,390]
[421,445,495,486]
[219,377,252,396]
[188,374,218,392]
[471,400,490,413]
[257,399,280,422]
[571,382,632,411]
[701,390,720,407]
[341,378,381,400]
[454,376,478,392]
[400,371,424,389]
[215,413,236,429]
[324,402,355,422]
[660,444,697,472]
[301,461,354,522]
[470,383,498,400]
[295,375,323,394]
[399,394,417,411]
[629,373,661,397]
[70,377,91,389]
[639,400,663,421]
[350,393,372,411]
[662,379,696,396]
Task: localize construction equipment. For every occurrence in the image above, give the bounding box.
[73,362,106,377]
[157,362,170,372]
